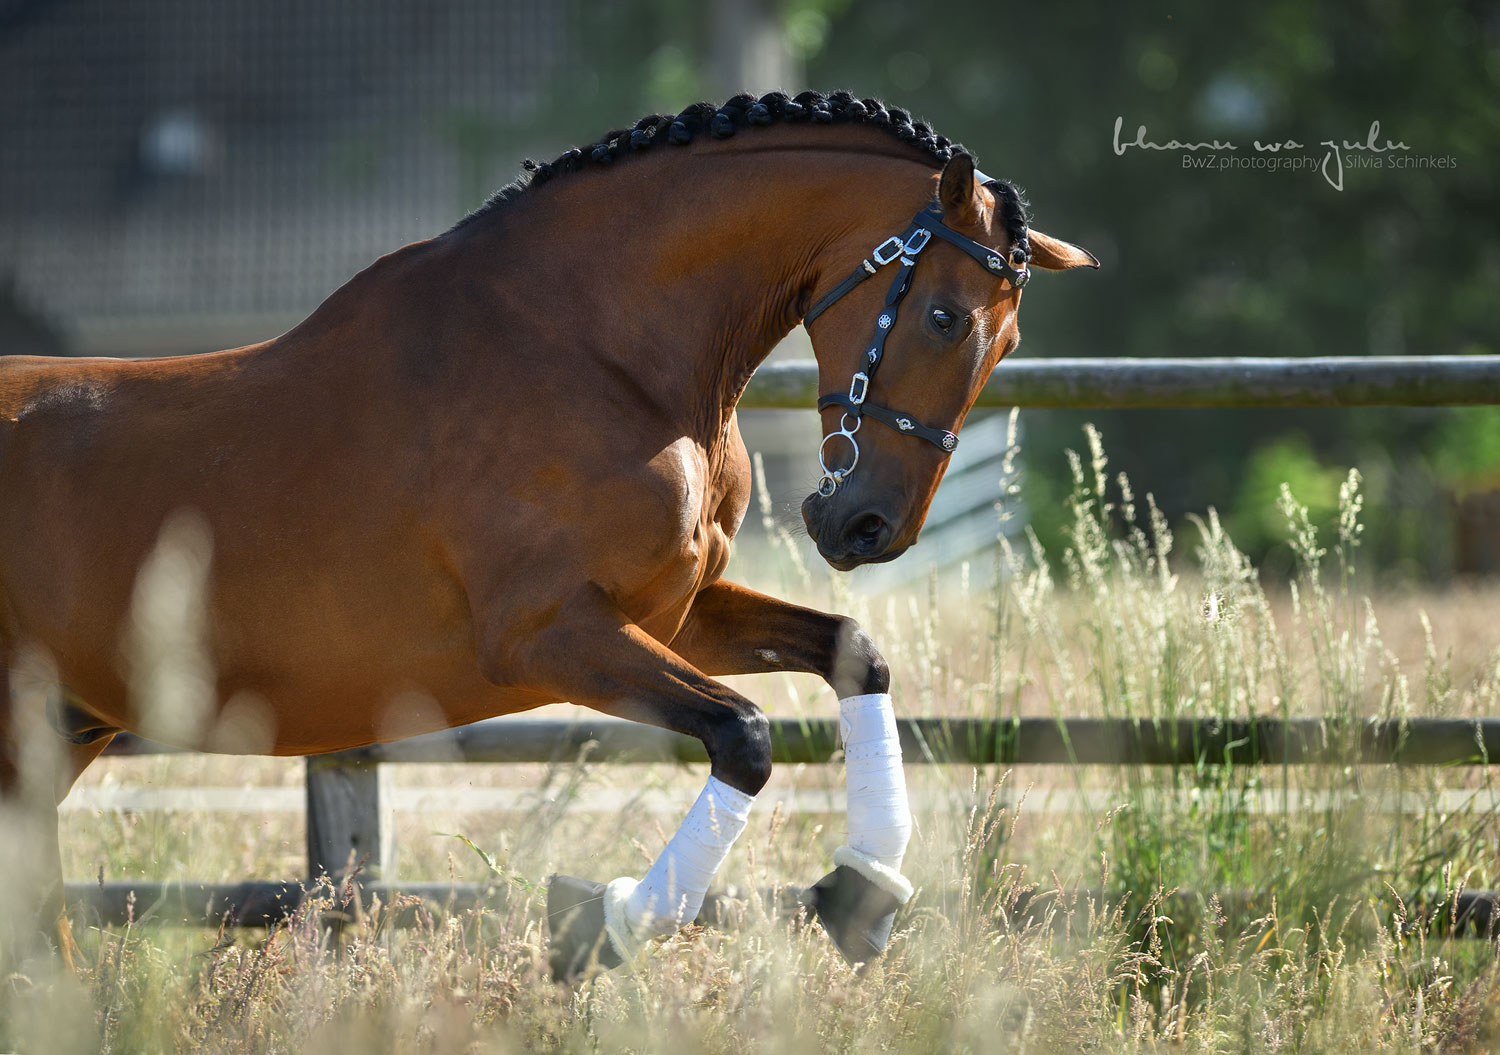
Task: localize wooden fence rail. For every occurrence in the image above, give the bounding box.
[74,355,1500,928]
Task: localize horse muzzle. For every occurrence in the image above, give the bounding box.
[801,496,908,570]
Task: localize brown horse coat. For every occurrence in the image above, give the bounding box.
[0,102,1096,960]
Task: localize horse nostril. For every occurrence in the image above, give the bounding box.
[848,513,888,554]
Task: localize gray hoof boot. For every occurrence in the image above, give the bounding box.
[807,864,902,965]
[546,874,624,981]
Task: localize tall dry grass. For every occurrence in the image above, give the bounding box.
[4,420,1500,1053]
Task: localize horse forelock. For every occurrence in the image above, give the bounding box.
[450,90,1025,238]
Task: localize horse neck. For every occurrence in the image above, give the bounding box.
[453,141,938,444]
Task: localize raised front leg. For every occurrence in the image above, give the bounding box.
[670,581,914,965]
[670,580,890,698]
[494,585,772,981]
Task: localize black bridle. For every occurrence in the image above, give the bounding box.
[802,189,1030,497]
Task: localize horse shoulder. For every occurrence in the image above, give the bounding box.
[639,421,754,595]
[712,413,752,543]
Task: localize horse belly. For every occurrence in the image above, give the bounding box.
[0,415,516,752]
[199,533,532,751]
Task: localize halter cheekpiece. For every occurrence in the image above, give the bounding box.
[804,188,1030,497]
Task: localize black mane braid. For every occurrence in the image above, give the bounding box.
[453,90,1029,250]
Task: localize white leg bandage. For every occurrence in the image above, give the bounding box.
[837,692,914,901]
[605,775,754,957]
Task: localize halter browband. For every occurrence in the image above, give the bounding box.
[803,192,1031,497]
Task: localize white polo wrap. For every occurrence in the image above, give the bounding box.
[608,775,754,953]
[839,692,913,878]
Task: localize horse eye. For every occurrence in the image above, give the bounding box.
[930,308,955,332]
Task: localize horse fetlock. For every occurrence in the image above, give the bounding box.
[832,620,890,698]
[708,709,771,795]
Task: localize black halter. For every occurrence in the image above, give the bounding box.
[803,192,1031,497]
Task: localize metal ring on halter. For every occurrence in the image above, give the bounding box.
[816,422,861,497]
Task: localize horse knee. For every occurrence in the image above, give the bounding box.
[707,709,772,796]
[832,620,890,698]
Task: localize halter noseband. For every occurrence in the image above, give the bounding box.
[803,187,1031,497]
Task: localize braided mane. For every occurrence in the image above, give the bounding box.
[453,90,1030,254]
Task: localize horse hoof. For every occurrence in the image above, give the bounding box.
[546,874,624,982]
[806,865,902,965]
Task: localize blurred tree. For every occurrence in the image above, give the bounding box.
[511,0,851,149]
[801,0,1500,573]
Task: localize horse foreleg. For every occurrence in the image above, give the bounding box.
[670,580,913,965]
[490,585,771,981]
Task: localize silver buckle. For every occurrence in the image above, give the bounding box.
[871,236,906,266]
[848,372,869,405]
[903,228,932,255]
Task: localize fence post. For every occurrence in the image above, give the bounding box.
[305,755,393,890]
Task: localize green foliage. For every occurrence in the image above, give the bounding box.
[991,426,1500,1028]
[495,1,1500,574]
[1228,433,1346,559]
[797,0,1500,575]
[1426,405,1500,490]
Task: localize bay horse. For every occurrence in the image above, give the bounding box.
[0,91,1096,979]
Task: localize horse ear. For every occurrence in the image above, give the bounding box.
[938,153,980,225]
[1027,229,1100,271]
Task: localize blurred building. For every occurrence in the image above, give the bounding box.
[0,0,564,355]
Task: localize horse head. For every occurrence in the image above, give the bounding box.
[801,152,1098,570]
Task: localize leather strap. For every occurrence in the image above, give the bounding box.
[817,392,958,451]
[804,221,923,327]
[801,195,1029,489]
[912,209,1029,288]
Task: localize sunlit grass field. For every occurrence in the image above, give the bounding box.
[8,422,1500,1053]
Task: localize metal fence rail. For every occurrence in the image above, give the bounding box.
[58,878,1500,938]
[92,714,1500,930]
[80,713,1500,932]
[103,715,1500,768]
[745,356,1500,409]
